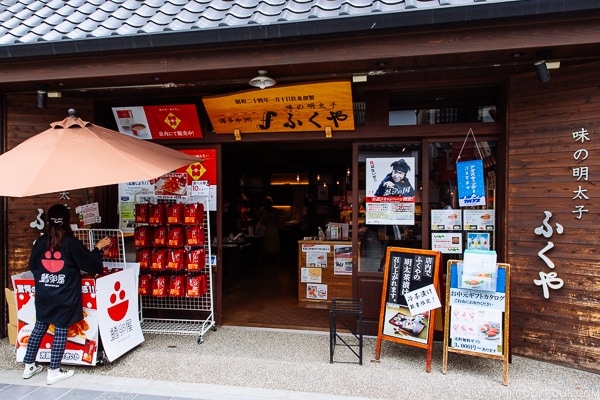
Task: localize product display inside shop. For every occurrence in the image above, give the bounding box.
[12,229,144,366]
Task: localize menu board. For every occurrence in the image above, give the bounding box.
[375,247,442,372]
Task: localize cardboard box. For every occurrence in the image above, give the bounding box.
[5,288,17,325]
[7,323,17,346]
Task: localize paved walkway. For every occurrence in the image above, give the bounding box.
[0,371,365,400]
[1,327,599,400]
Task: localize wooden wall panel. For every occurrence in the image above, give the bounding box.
[4,94,95,285]
[506,61,600,373]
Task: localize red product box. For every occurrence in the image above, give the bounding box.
[103,236,120,259]
[134,226,153,248]
[167,248,185,271]
[135,203,150,223]
[184,203,204,225]
[185,247,206,271]
[151,248,168,270]
[153,226,168,247]
[185,225,205,246]
[186,274,207,298]
[136,248,152,269]
[152,275,167,297]
[148,203,166,225]
[168,226,184,248]
[166,203,184,225]
[169,275,185,297]
[139,273,153,295]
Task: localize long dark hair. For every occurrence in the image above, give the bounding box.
[46,204,73,250]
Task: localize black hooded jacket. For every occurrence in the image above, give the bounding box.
[29,233,104,327]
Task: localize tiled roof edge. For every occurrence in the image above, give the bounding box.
[1,0,598,60]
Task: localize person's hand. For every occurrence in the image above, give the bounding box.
[95,236,111,250]
[384,182,394,188]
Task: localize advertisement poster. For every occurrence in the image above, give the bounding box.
[96,267,144,362]
[112,104,202,140]
[430,209,462,230]
[306,252,327,268]
[13,274,101,366]
[13,268,144,366]
[463,209,495,231]
[467,232,491,250]
[365,157,416,225]
[307,284,328,300]
[301,267,322,283]
[377,247,441,351]
[333,245,352,275]
[431,232,462,254]
[457,159,486,207]
[449,306,503,356]
[118,148,218,231]
[447,262,507,356]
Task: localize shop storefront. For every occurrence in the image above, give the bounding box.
[1,1,599,374]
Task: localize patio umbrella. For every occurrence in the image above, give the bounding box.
[0,111,198,197]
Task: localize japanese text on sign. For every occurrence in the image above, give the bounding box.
[203,81,355,134]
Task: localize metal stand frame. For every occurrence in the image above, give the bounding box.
[329,298,363,365]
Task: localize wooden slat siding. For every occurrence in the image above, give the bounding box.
[506,61,600,373]
[4,94,95,287]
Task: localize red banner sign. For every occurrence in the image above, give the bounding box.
[112,104,203,140]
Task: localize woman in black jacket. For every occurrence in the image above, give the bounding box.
[22,204,110,385]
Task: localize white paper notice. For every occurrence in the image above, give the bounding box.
[404,284,442,315]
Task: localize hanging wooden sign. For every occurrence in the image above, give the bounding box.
[375,247,442,372]
[442,260,511,385]
[202,81,355,135]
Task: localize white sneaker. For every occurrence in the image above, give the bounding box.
[46,368,74,385]
[23,363,43,379]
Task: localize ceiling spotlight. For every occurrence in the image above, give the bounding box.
[535,50,552,83]
[534,60,551,83]
[249,70,276,89]
[37,84,48,109]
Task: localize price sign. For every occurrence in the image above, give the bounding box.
[191,181,209,197]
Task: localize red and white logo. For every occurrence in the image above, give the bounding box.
[107,280,129,322]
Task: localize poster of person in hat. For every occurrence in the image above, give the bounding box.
[366,157,417,225]
[374,159,415,197]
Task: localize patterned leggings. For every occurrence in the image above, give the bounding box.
[23,320,68,370]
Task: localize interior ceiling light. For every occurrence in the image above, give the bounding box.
[249,70,276,89]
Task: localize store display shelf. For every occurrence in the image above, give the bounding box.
[141,317,216,343]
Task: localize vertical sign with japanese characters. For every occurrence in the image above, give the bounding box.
[375,247,442,372]
[456,159,486,207]
[532,127,592,299]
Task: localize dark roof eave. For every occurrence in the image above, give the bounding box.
[1,0,598,60]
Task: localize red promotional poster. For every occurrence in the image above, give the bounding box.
[176,148,217,186]
[13,276,100,366]
[112,105,202,140]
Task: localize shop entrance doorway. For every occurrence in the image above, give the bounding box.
[220,141,352,330]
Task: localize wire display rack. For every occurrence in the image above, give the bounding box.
[135,196,215,344]
[73,227,128,365]
[73,228,127,269]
